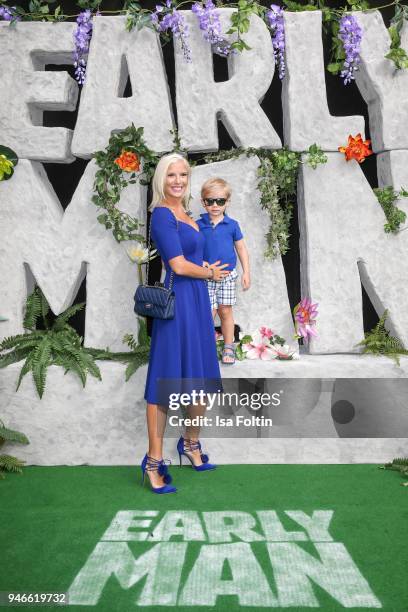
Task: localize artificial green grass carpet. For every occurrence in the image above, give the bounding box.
[1,465,407,611]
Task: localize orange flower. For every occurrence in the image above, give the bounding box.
[338,133,373,163]
[114,150,140,172]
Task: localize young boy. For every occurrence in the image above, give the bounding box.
[197,177,250,365]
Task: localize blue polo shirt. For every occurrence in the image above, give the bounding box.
[196,213,243,271]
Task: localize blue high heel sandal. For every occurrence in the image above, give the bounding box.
[177,436,217,471]
[141,454,177,494]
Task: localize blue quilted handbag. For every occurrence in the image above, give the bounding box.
[133,212,177,320]
[134,282,175,319]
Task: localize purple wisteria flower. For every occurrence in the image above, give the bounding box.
[152,0,192,62]
[266,4,285,80]
[73,9,93,85]
[191,0,231,57]
[338,14,362,85]
[0,5,20,21]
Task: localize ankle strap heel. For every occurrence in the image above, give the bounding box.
[177,436,217,471]
[140,454,177,494]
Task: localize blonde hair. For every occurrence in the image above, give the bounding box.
[201,177,232,199]
[149,153,191,212]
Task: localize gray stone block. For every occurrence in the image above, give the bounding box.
[71,16,174,157]
[0,22,78,162]
[282,11,364,151]
[175,10,281,152]
[0,159,146,350]
[355,12,408,151]
[298,152,408,353]
[0,362,148,466]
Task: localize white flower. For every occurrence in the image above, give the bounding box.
[126,243,157,265]
[269,343,297,360]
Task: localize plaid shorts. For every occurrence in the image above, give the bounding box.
[207,268,238,309]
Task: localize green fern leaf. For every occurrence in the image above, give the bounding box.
[39,287,50,328]
[15,351,37,392]
[23,288,42,330]
[59,326,82,348]
[123,333,137,351]
[55,332,82,355]
[78,351,102,380]
[53,302,85,331]
[32,337,52,398]
[0,332,42,350]
[0,422,29,445]
[54,344,88,386]
[125,351,149,381]
[51,332,73,355]
[357,310,408,364]
[137,317,150,347]
[0,348,31,369]
[125,358,140,381]
[84,347,118,360]
[391,457,408,466]
[58,342,84,363]
[85,349,131,362]
[15,336,46,350]
[0,454,25,473]
[54,354,87,387]
[75,351,99,379]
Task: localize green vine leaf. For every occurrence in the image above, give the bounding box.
[0,145,18,181]
[345,0,370,9]
[92,124,159,245]
[227,0,260,54]
[204,146,302,259]
[386,11,408,71]
[305,143,328,169]
[373,186,407,233]
[77,0,101,8]
[327,62,343,75]
[282,0,317,11]
[385,46,408,70]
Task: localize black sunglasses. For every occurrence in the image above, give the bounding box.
[204,198,227,206]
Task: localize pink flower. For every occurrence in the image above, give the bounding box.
[293,297,318,342]
[259,326,274,339]
[242,330,274,360]
[243,342,274,360]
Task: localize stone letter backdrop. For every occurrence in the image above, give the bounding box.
[0,9,407,465]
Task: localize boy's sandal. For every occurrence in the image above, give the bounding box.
[222,343,235,365]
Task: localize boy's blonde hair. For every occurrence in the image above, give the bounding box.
[201,177,232,199]
[149,153,191,212]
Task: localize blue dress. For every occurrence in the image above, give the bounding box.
[144,207,222,405]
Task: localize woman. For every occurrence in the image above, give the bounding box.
[142,153,229,494]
